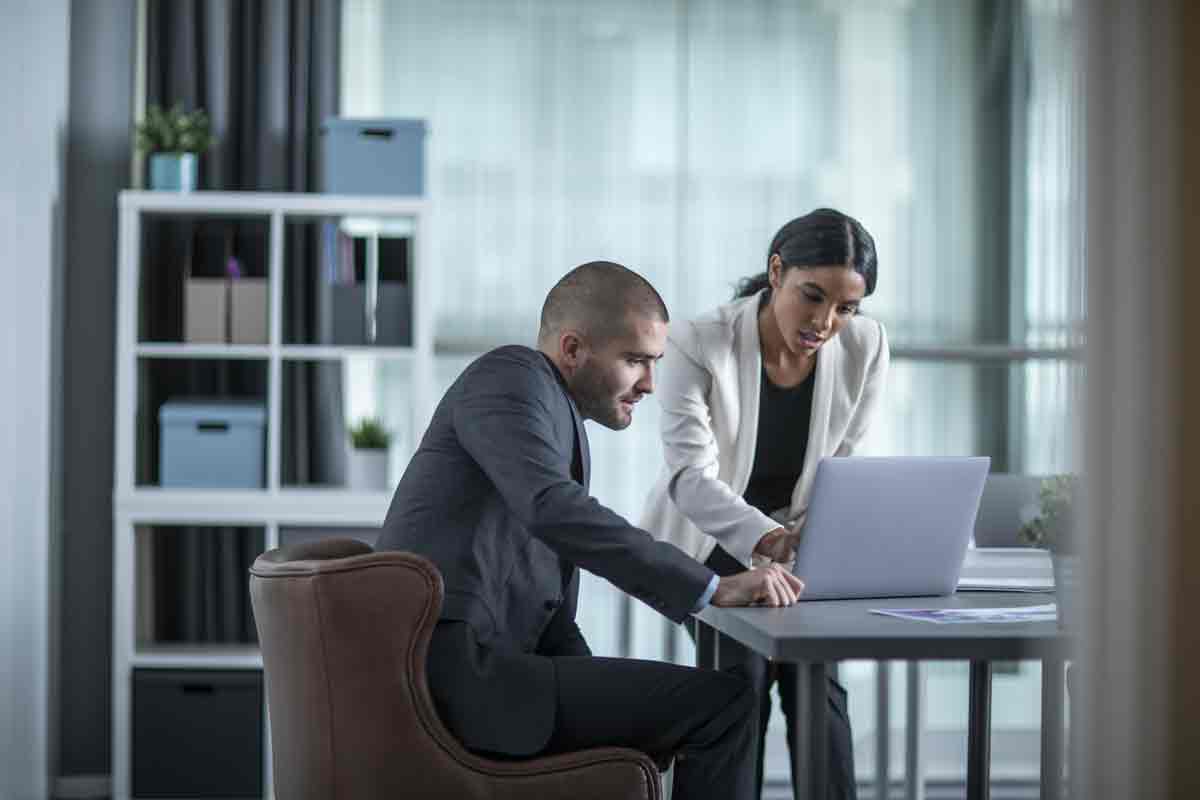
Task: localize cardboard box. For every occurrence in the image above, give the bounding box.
[229,278,268,344]
[184,278,227,343]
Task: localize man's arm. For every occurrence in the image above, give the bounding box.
[453,353,715,623]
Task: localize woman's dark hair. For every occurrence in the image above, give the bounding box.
[734,208,878,299]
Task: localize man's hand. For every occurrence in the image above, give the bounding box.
[712,564,805,607]
[754,526,802,564]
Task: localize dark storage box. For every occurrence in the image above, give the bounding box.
[132,669,263,798]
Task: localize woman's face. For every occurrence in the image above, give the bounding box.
[767,255,867,356]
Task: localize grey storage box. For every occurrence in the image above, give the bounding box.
[159,399,266,488]
[331,282,412,346]
[279,526,380,549]
[321,118,427,196]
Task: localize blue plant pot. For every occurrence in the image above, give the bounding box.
[148,153,199,192]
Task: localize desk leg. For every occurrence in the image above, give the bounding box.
[966,661,992,800]
[793,661,829,800]
[876,661,891,800]
[1040,658,1065,800]
[695,619,715,670]
[905,661,925,800]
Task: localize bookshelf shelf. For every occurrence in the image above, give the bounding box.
[131,645,264,670]
[136,343,271,359]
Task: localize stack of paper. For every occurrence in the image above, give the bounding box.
[871,604,1057,624]
[956,547,1054,592]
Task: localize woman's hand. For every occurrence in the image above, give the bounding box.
[712,563,805,607]
[754,526,802,564]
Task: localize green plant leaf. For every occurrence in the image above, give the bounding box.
[348,417,391,450]
[135,103,215,154]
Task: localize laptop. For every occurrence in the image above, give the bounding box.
[791,456,990,600]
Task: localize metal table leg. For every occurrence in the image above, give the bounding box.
[695,618,715,670]
[876,661,891,800]
[1041,658,1065,800]
[966,661,992,800]
[905,661,925,800]
[794,661,829,800]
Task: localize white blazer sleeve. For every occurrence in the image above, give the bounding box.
[834,321,890,456]
[656,337,778,567]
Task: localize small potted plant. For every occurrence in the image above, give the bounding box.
[346,417,391,491]
[1018,474,1079,626]
[136,103,216,191]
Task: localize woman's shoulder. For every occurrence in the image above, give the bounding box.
[835,314,889,360]
[670,294,757,358]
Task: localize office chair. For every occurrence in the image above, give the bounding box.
[249,538,662,800]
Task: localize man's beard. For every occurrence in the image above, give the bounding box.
[570,363,628,431]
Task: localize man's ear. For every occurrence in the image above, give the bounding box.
[559,330,586,370]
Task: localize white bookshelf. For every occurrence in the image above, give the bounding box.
[111,191,434,800]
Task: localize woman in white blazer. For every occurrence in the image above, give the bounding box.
[641,208,889,800]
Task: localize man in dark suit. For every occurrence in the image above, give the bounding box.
[377,261,805,799]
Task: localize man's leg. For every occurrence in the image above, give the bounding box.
[545,655,757,800]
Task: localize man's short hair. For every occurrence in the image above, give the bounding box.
[537,261,670,346]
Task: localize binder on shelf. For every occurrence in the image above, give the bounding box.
[321,220,412,347]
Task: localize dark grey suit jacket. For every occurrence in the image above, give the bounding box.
[376,345,715,755]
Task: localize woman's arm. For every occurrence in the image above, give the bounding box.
[834,321,891,456]
[656,336,779,567]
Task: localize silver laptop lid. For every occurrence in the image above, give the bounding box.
[792,456,990,600]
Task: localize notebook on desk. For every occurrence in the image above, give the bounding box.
[956,547,1055,592]
[791,456,990,600]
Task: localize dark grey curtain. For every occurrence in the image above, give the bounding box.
[144,0,343,643]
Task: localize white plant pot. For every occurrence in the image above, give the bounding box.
[346,447,389,491]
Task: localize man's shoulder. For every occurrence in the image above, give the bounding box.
[466,345,553,381]
[458,345,563,404]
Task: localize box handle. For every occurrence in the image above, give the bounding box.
[360,128,394,140]
[196,421,230,433]
[180,683,216,695]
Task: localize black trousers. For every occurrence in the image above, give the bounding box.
[690,545,858,800]
[428,621,759,800]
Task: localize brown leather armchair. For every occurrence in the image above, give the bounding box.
[249,538,663,799]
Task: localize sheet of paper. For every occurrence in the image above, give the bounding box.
[870,603,1057,624]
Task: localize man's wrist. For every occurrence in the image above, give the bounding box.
[691,573,720,612]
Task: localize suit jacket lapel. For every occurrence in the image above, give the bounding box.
[730,292,764,494]
[575,409,591,491]
[540,351,591,490]
[789,327,841,514]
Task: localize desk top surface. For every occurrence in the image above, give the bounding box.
[695,591,1074,662]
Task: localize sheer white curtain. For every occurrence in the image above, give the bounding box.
[1022,0,1085,475]
[342,0,1082,788]
[339,0,1033,658]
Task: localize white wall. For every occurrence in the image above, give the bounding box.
[0,1,71,798]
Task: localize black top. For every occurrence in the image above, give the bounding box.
[742,361,815,514]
